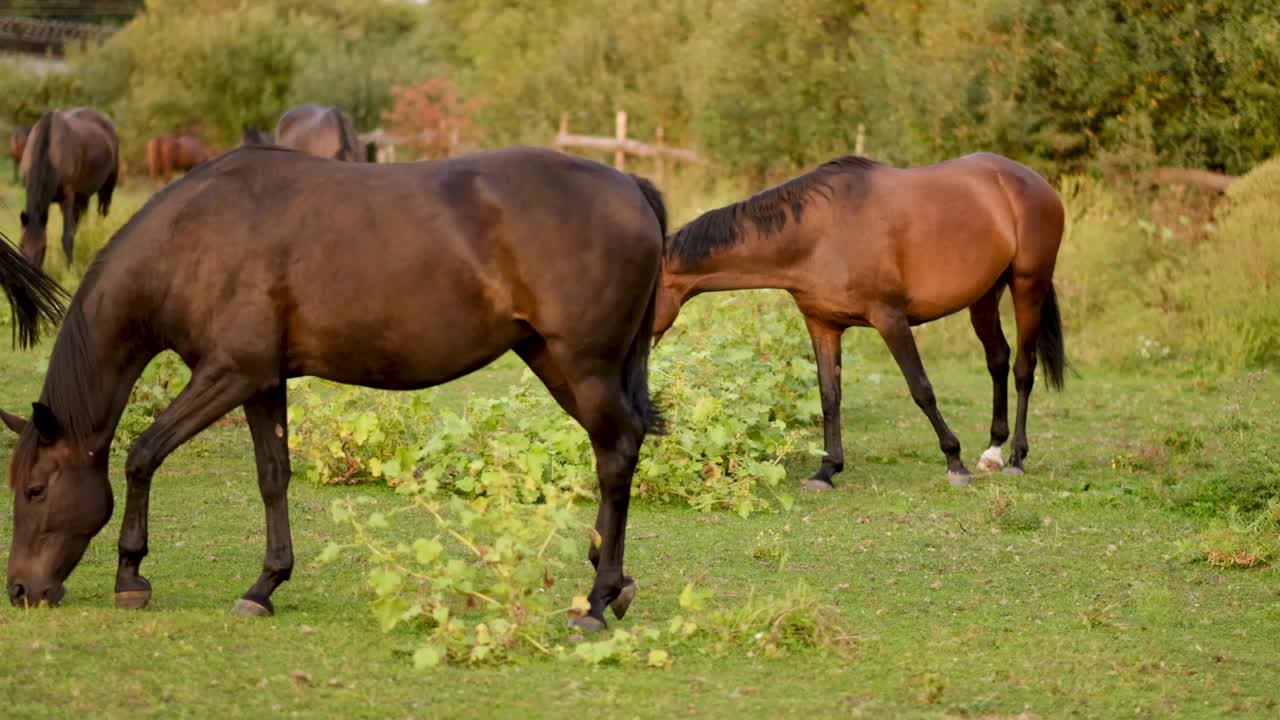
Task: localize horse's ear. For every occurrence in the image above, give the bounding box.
[0,409,27,435]
[30,402,61,444]
[19,211,28,227]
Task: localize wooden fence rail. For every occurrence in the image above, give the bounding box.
[553,111,706,178]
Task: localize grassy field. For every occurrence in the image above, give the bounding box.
[1,319,1278,717]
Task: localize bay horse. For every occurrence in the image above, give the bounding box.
[146,134,210,182]
[274,104,362,162]
[20,108,119,269]
[2,146,665,632]
[654,153,1066,489]
[9,125,30,183]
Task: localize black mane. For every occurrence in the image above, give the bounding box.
[666,156,880,266]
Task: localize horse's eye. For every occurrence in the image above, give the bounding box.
[26,483,46,502]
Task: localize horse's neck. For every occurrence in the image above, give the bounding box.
[62,298,156,455]
[672,223,810,296]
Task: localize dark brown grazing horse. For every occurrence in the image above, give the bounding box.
[9,125,30,183]
[20,108,119,269]
[146,134,210,182]
[2,146,665,631]
[654,152,1066,489]
[274,104,362,162]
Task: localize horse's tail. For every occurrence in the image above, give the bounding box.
[24,112,58,224]
[1038,282,1066,390]
[0,232,67,348]
[333,109,360,162]
[621,174,668,436]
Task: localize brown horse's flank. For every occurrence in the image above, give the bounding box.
[657,152,1066,488]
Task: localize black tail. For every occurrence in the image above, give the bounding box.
[24,112,57,227]
[0,231,67,348]
[623,174,668,436]
[333,109,361,162]
[1038,282,1066,390]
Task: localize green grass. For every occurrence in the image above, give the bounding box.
[2,321,1278,717]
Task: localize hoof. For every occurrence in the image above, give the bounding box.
[610,578,637,620]
[231,598,273,617]
[802,478,835,492]
[947,470,972,487]
[977,446,1005,473]
[1002,466,1025,477]
[114,589,151,610]
[567,614,607,632]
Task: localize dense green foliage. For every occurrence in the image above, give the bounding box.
[3,0,1276,176]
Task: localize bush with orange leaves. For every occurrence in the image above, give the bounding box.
[383,77,484,159]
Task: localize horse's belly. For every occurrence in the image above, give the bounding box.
[285,311,528,390]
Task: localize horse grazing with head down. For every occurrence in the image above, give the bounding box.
[20,108,119,269]
[2,146,665,632]
[146,134,210,183]
[654,152,1066,489]
[274,104,362,162]
[9,125,30,183]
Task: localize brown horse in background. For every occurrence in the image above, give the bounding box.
[2,146,664,631]
[146,135,210,182]
[9,125,30,183]
[20,109,119,269]
[655,152,1066,489]
[274,104,362,161]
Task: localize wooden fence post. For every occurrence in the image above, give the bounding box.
[855,123,866,156]
[614,110,627,170]
[655,124,666,186]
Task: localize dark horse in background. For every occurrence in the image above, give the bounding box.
[9,125,30,183]
[146,134,210,183]
[2,146,665,631]
[240,127,272,146]
[654,152,1066,489]
[20,108,119,269]
[274,104,362,162]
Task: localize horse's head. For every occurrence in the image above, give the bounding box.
[3,404,113,608]
[18,208,48,268]
[651,262,695,347]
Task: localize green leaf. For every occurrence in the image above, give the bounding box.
[367,512,390,529]
[678,582,711,611]
[317,542,341,564]
[368,568,403,597]
[413,645,445,670]
[413,538,444,565]
[371,594,410,632]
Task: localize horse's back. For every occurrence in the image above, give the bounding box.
[109,147,661,386]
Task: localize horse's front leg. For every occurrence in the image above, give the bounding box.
[802,315,845,491]
[232,383,294,617]
[116,361,255,609]
[59,193,83,265]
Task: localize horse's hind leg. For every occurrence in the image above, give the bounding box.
[98,167,117,217]
[232,382,294,617]
[60,195,84,265]
[116,361,257,609]
[517,338,639,625]
[1006,274,1048,475]
[871,307,971,486]
[969,283,1011,472]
